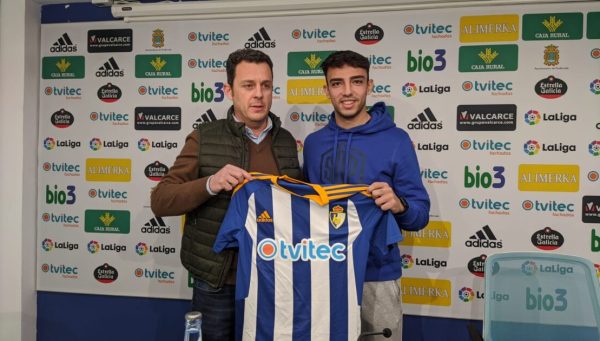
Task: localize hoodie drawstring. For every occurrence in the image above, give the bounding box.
[332,130,339,183]
[343,133,353,183]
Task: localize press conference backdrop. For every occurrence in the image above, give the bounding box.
[37,2,600,320]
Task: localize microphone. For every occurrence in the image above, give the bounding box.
[359,328,392,339]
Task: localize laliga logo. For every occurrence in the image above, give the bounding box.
[402,82,417,97]
[42,238,54,251]
[521,260,537,275]
[524,110,541,125]
[589,141,600,156]
[257,238,346,262]
[458,287,475,302]
[401,254,414,269]
[523,140,541,155]
[135,242,148,255]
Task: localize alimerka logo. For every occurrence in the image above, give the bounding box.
[518,164,579,192]
[400,277,451,306]
[459,14,519,43]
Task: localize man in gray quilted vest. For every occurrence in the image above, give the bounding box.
[151,48,301,341]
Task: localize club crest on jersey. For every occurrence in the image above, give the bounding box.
[256,210,273,223]
[329,205,346,229]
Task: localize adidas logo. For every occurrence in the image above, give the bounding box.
[51,33,77,53]
[257,210,273,223]
[407,107,443,130]
[96,57,124,77]
[245,27,276,49]
[465,225,503,248]
[141,216,171,234]
[192,109,217,129]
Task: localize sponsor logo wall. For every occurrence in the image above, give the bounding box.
[38,4,600,319]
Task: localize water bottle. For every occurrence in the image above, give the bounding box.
[184,311,202,341]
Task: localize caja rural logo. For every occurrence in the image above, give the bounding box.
[257,238,346,262]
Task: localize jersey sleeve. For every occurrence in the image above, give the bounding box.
[213,190,249,253]
[371,211,404,255]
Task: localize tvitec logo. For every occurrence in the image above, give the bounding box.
[138,85,179,99]
[291,28,336,42]
[459,197,510,215]
[420,168,448,185]
[90,111,129,125]
[522,199,574,217]
[88,188,128,203]
[44,86,82,99]
[403,23,452,38]
[187,31,230,46]
[257,238,346,262]
[464,165,505,189]
[462,80,513,95]
[135,267,175,283]
[42,161,80,176]
[407,49,446,72]
[41,263,78,279]
[460,139,511,156]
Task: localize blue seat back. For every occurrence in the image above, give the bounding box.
[483,252,600,341]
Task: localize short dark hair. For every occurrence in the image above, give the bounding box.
[226,48,273,86]
[321,50,370,80]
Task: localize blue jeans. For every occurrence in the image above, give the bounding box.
[192,279,235,341]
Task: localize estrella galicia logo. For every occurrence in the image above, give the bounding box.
[535,75,567,99]
[94,263,118,283]
[355,23,384,45]
[97,83,122,103]
[145,161,168,181]
[532,227,564,250]
[467,254,487,277]
[51,109,74,128]
[88,29,132,53]
[457,104,517,131]
[134,107,181,131]
[582,196,600,223]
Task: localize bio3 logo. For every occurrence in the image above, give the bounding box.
[191,81,224,103]
[45,185,76,205]
[526,287,567,312]
[257,238,346,261]
[464,165,505,189]
[407,49,446,72]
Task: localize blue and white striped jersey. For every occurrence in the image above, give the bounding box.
[214,175,402,341]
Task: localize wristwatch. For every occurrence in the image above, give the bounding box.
[398,196,409,212]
